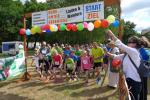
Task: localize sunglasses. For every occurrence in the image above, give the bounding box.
[127,41,136,44]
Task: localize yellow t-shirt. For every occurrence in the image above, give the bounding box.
[91,47,104,63]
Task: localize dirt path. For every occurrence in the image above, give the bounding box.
[0,66,149,100]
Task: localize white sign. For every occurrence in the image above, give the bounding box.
[32,2,104,26]
[32,11,48,26]
[48,5,83,24]
[84,2,104,21]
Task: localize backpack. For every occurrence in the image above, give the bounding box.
[128,54,150,79]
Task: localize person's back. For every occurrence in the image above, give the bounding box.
[91,46,104,63]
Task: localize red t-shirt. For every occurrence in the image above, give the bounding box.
[52,54,62,65]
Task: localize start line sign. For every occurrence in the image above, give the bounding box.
[32,1,104,26]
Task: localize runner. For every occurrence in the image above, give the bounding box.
[75,44,82,78]
[81,50,92,85]
[51,50,63,81]
[38,41,50,80]
[91,42,104,84]
[64,54,76,82]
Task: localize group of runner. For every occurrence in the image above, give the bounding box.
[31,41,106,85]
[30,29,150,99]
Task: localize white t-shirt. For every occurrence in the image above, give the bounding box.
[114,40,141,82]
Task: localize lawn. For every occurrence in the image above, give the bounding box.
[0,58,150,100]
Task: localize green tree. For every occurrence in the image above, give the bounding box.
[0,0,24,43]
[122,21,138,44]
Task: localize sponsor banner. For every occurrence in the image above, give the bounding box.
[32,11,48,26]
[31,2,104,26]
[0,50,25,81]
[48,5,83,24]
[84,2,104,21]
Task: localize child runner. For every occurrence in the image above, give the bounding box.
[75,45,82,77]
[51,50,63,81]
[81,50,92,85]
[64,54,76,82]
[31,48,40,74]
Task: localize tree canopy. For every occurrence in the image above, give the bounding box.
[0,0,140,46]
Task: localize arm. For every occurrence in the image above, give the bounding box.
[80,58,83,71]
[106,30,138,56]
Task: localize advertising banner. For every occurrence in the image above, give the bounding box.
[48,5,83,24]
[32,2,104,26]
[0,50,25,81]
[32,11,48,26]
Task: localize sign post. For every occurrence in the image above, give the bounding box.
[22,15,31,81]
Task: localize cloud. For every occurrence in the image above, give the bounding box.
[37,0,46,2]
[121,0,150,32]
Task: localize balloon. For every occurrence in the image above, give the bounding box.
[58,24,61,31]
[19,28,26,36]
[43,24,50,30]
[34,26,41,33]
[66,27,70,31]
[26,29,31,35]
[112,20,119,27]
[77,23,84,31]
[50,25,55,32]
[106,15,115,23]
[46,30,51,33]
[101,19,109,28]
[71,24,77,32]
[31,27,36,35]
[41,26,45,31]
[87,22,94,31]
[66,24,73,31]
[112,59,121,68]
[83,22,88,29]
[53,24,58,32]
[94,20,101,28]
[60,24,66,31]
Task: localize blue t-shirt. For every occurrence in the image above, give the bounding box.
[70,55,78,62]
[139,48,149,61]
[64,50,71,55]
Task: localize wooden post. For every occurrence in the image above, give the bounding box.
[22,15,31,81]
[118,0,123,40]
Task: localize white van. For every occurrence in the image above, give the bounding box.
[2,41,23,55]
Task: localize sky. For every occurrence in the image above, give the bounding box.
[21,0,150,32]
[121,0,150,32]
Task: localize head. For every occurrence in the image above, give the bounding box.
[55,43,59,47]
[85,44,89,50]
[66,54,70,59]
[140,36,150,48]
[61,44,65,48]
[108,41,115,48]
[93,42,98,48]
[53,44,56,47]
[42,41,46,47]
[75,44,80,50]
[127,36,141,49]
[82,50,87,57]
[70,51,75,56]
[53,50,58,56]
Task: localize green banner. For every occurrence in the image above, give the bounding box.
[0,50,25,81]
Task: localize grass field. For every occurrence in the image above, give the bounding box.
[0,58,150,100]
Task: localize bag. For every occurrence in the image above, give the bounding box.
[110,59,120,73]
[128,55,150,79]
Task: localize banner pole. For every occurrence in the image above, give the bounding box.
[22,15,31,81]
[118,0,123,40]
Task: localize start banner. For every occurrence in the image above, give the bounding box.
[32,1,104,26]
